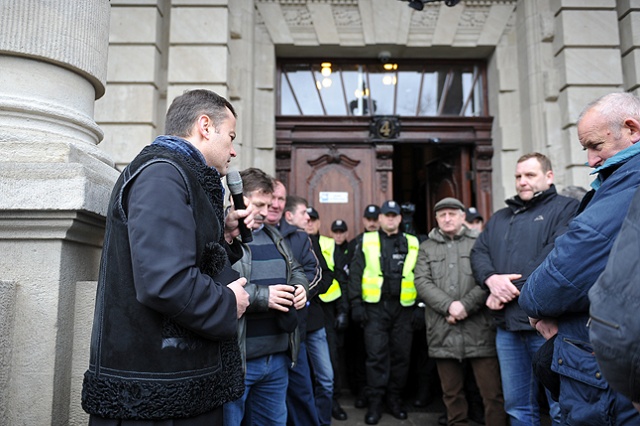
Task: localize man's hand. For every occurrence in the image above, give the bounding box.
[268,284,295,312]
[351,304,367,325]
[445,315,457,325]
[292,285,307,310]
[486,294,505,310]
[334,312,349,331]
[227,277,250,318]
[485,273,521,304]
[448,301,468,321]
[224,201,255,243]
[530,317,558,340]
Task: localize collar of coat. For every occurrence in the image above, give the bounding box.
[506,184,557,213]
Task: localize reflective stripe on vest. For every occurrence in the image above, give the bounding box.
[319,235,342,302]
[361,232,419,307]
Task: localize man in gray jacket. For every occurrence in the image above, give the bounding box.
[415,197,506,426]
[224,167,309,426]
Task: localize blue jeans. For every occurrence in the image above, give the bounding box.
[286,342,320,426]
[306,328,334,425]
[496,328,560,426]
[224,352,289,426]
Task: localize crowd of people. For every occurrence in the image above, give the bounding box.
[81,89,640,426]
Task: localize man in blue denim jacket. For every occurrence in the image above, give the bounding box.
[520,92,640,425]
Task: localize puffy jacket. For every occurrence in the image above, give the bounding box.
[232,224,309,370]
[520,145,640,425]
[415,226,495,360]
[589,185,640,405]
[470,185,579,330]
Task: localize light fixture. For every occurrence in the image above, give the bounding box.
[322,77,332,88]
[354,88,370,98]
[399,0,461,10]
[382,75,397,86]
[408,0,424,11]
[321,62,332,77]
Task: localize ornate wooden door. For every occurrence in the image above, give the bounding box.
[276,116,493,237]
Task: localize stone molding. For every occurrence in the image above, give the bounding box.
[255,0,516,47]
[0,0,111,99]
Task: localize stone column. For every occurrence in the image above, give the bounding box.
[619,1,640,94]
[0,1,117,424]
[552,0,622,188]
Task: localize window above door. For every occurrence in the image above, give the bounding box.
[278,59,487,117]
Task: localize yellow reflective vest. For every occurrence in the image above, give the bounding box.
[361,231,419,306]
[319,235,341,302]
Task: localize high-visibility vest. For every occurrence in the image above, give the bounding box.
[319,235,342,302]
[361,231,419,307]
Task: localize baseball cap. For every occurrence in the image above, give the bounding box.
[434,197,465,213]
[363,204,380,219]
[466,207,483,222]
[306,206,319,220]
[331,219,348,232]
[380,200,401,215]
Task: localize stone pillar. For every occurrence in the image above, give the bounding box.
[552,0,622,188]
[0,1,117,424]
[618,0,640,94]
[97,0,170,170]
[167,2,231,106]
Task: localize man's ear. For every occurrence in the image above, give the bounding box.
[196,114,212,139]
[546,169,554,185]
[284,211,292,221]
[624,117,640,143]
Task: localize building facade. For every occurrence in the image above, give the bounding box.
[0,0,637,423]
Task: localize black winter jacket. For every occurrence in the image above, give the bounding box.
[470,185,579,330]
[82,144,244,419]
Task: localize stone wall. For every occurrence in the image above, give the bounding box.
[0,1,116,424]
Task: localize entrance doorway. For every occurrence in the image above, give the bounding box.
[275,116,492,238]
[276,58,493,237]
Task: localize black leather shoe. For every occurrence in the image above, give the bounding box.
[332,402,348,421]
[365,401,382,425]
[387,399,408,420]
[354,392,367,409]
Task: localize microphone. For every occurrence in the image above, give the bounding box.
[226,170,253,243]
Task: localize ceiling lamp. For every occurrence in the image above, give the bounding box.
[408,0,423,10]
[399,0,461,10]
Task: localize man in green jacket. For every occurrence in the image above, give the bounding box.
[415,197,506,426]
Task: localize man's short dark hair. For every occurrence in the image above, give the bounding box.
[284,195,308,214]
[517,152,552,173]
[239,167,273,196]
[165,89,237,137]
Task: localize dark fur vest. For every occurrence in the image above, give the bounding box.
[82,145,244,419]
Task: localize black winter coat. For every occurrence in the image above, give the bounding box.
[470,185,579,330]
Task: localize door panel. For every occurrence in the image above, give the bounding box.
[289,145,386,238]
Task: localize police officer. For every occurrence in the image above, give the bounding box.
[345,205,381,409]
[348,200,420,425]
